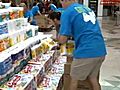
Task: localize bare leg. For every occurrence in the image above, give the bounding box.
[70,78,78,90]
[88,76,101,90]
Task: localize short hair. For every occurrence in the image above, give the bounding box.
[33,2,37,6]
[48,12,61,20]
[19,3,26,7]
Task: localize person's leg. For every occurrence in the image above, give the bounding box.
[70,59,93,90]
[70,78,78,90]
[87,57,105,90]
[88,76,101,90]
[70,57,104,90]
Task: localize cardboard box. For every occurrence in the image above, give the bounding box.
[64,63,71,75]
[63,74,71,90]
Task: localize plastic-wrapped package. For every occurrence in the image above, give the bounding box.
[0,53,12,75]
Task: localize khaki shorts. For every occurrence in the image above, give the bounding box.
[70,57,105,80]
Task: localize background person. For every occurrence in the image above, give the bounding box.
[36,0,45,13]
[20,3,36,25]
[48,11,61,37]
[31,2,41,16]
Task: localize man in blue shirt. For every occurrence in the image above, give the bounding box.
[31,2,41,16]
[58,0,107,90]
[20,3,37,25]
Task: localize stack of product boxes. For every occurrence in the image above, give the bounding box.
[0,3,41,89]
[0,2,67,90]
[38,55,66,90]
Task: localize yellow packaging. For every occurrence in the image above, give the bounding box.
[9,38,14,46]
[0,39,5,52]
[9,33,18,46]
[38,45,43,54]
[3,37,10,49]
[36,46,40,57]
[9,7,20,19]
[60,43,67,55]
[31,47,37,59]
[19,7,24,18]
[0,35,10,52]
[41,43,47,53]
[66,40,74,55]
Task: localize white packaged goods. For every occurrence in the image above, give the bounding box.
[0,7,66,90]
[1,3,11,9]
[0,53,12,75]
[38,56,67,90]
[29,25,39,37]
[20,64,44,86]
[7,18,28,33]
[0,74,34,90]
[0,9,9,22]
[18,30,25,42]
[0,22,8,35]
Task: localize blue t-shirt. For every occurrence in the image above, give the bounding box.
[24,10,33,18]
[31,6,39,16]
[24,10,37,25]
[57,8,64,13]
[50,4,57,11]
[59,3,107,59]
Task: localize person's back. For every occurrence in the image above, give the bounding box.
[60,3,106,58]
[25,10,37,25]
[31,2,41,16]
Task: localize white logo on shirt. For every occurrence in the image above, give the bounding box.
[82,11,96,24]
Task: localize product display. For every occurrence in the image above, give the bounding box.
[38,56,66,90]
[0,74,34,90]
[0,3,67,90]
[20,64,44,86]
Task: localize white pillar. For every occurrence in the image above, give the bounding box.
[98,0,103,16]
[83,0,89,7]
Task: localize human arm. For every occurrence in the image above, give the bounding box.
[57,34,68,44]
[36,6,42,15]
[28,16,33,23]
[27,11,34,23]
[58,11,72,44]
[37,10,42,15]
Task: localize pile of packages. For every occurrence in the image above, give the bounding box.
[38,56,66,90]
[0,3,66,89]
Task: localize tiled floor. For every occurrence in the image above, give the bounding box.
[99,17,120,90]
